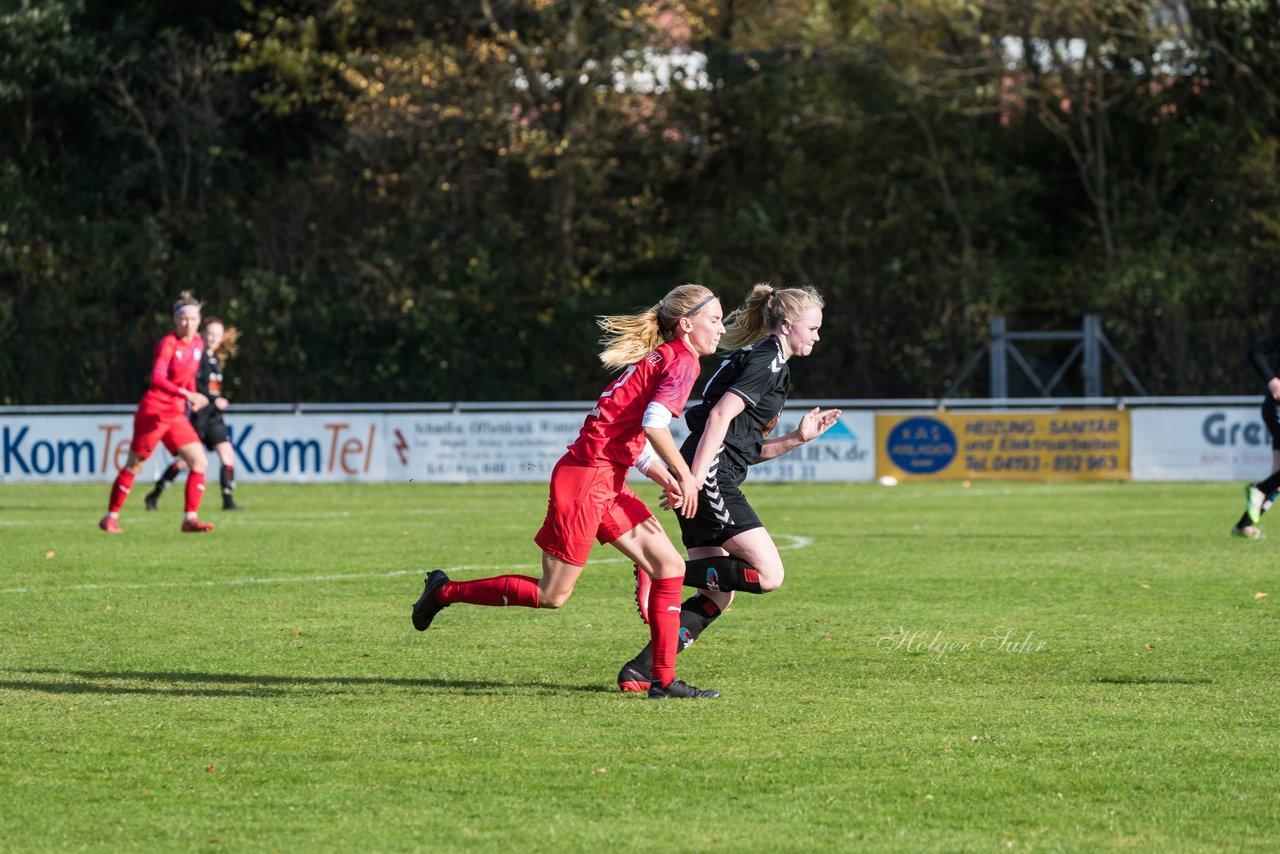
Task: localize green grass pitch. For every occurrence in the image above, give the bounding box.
[1,481,1277,851]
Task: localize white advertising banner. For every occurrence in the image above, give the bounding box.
[383,409,875,484]
[740,409,874,483]
[224,415,387,482]
[1,409,875,484]
[1131,406,1272,481]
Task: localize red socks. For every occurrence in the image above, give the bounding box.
[184,471,206,514]
[648,576,682,686]
[438,575,541,608]
[107,469,136,513]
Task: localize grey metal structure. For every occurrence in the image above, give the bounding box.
[945,314,1146,401]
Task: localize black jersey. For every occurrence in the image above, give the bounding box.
[196,348,225,401]
[1249,331,1280,382]
[682,335,790,476]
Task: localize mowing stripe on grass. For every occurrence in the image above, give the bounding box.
[0,534,812,595]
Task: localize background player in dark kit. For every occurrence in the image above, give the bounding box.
[1232,330,1280,538]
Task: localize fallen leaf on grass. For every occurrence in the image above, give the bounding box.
[204,765,216,774]
[1140,583,1150,590]
[44,551,55,559]
[1254,592,1267,600]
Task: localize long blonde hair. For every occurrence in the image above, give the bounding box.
[720,283,824,350]
[596,283,716,369]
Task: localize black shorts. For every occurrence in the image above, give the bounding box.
[1264,395,1280,451]
[190,406,229,450]
[677,469,764,549]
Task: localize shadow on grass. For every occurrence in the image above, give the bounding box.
[7,668,614,697]
[848,532,1093,541]
[1094,675,1214,685]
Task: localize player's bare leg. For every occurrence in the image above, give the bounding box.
[610,519,718,698]
[618,534,784,692]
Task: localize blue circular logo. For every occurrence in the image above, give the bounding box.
[887,417,957,474]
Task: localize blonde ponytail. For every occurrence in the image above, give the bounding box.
[597,283,716,369]
[721,283,824,350]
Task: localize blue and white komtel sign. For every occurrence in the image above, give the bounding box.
[885,417,958,474]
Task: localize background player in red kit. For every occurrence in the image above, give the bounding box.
[144,317,244,512]
[99,291,216,534]
[411,283,725,699]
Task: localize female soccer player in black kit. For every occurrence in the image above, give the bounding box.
[1231,330,1280,538]
[145,318,243,512]
[618,284,842,692]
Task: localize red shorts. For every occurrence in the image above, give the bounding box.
[533,456,654,567]
[130,409,200,459]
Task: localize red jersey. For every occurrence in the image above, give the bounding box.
[566,340,701,467]
[137,332,203,418]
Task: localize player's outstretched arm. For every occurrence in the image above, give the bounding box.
[757,407,842,463]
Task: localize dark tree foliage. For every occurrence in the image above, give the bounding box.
[2,0,1278,405]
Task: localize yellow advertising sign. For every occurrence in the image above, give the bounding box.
[876,411,1131,481]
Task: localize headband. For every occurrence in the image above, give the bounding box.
[681,294,717,319]
[174,304,200,319]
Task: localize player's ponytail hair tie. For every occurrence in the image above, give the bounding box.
[721,282,824,350]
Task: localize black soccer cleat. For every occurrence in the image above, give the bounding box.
[411,570,451,632]
[222,498,243,512]
[143,491,160,511]
[647,678,719,699]
[617,660,651,693]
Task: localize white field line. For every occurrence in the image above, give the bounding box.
[0,534,812,596]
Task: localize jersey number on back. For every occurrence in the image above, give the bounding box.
[588,364,638,419]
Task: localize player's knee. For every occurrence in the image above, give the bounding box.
[539,587,573,609]
[650,554,685,580]
[759,566,784,593]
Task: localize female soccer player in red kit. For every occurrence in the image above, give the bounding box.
[99,291,215,534]
[411,284,725,698]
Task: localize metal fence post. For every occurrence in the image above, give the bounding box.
[989,315,1008,399]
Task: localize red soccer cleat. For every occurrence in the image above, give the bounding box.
[99,516,122,534]
[617,661,651,693]
[633,564,651,625]
[181,518,215,533]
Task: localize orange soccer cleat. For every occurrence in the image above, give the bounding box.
[181,518,215,533]
[99,516,122,534]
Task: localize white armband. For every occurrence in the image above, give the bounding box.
[641,401,673,429]
[635,440,659,475]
